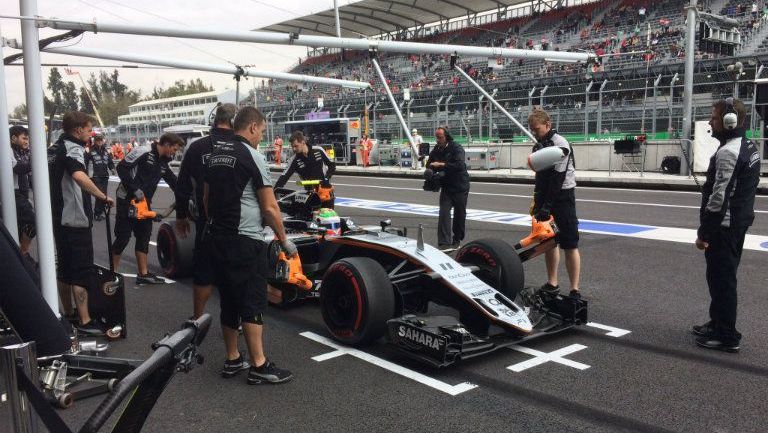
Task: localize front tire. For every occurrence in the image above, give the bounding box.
[156,221,195,278]
[320,257,395,345]
[455,238,525,300]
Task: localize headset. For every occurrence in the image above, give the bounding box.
[723,97,739,130]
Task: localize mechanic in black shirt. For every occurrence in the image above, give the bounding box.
[427,126,470,249]
[204,107,295,385]
[112,133,182,284]
[175,103,236,318]
[49,111,115,334]
[85,134,115,221]
[274,130,336,207]
[693,98,760,353]
[9,126,36,257]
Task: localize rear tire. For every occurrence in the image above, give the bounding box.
[156,221,195,278]
[320,257,395,346]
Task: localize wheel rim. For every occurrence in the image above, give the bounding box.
[322,265,363,335]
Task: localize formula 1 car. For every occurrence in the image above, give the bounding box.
[156,181,587,367]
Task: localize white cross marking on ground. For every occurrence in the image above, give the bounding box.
[300,331,477,396]
[586,322,632,337]
[507,344,590,372]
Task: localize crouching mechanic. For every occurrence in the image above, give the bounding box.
[49,111,115,334]
[693,98,760,353]
[528,109,581,299]
[205,106,295,384]
[112,133,182,284]
[175,103,237,318]
[274,130,336,207]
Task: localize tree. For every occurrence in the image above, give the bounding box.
[81,69,141,125]
[79,87,94,114]
[10,104,27,119]
[46,68,80,142]
[149,79,214,100]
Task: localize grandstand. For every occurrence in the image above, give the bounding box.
[251,0,768,158]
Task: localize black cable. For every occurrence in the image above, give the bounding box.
[677,140,703,190]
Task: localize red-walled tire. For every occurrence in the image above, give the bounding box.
[156,221,195,278]
[320,257,395,346]
[455,238,525,301]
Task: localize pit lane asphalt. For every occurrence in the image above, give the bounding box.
[56,175,768,433]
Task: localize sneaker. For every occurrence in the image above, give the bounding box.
[221,353,250,378]
[247,360,293,385]
[691,321,714,337]
[451,241,461,249]
[537,283,560,296]
[568,289,581,299]
[438,244,454,252]
[136,272,165,285]
[695,336,740,353]
[76,320,106,336]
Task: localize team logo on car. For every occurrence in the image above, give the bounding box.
[397,326,443,350]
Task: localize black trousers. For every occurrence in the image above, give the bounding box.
[92,177,109,216]
[438,189,468,246]
[704,225,748,342]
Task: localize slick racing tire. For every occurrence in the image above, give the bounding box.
[156,221,195,278]
[455,238,525,301]
[320,257,395,346]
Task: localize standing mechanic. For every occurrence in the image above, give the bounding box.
[274,130,336,207]
[428,126,469,250]
[10,126,36,257]
[528,109,581,299]
[693,98,760,353]
[204,107,294,384]
[175,103,237,318]
[49,111,115,334]
[85,134,115,221]
[112,133,182,284]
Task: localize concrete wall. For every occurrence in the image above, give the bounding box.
[465,140,686,172]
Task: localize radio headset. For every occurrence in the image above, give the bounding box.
[723,97,738,130]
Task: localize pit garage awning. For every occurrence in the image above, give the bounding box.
[257,0,535,38]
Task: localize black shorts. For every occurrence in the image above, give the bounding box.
[53,225,94,287]
[552,188,579,250]
[15,192,36,234]
[192,221,214,286]
[113,199,153,254]
[210,234,268,328]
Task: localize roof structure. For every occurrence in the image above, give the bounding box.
[258,0,535,38]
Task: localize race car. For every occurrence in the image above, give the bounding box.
[156,181,587,367]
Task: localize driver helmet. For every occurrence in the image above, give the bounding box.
[313,208,341,236]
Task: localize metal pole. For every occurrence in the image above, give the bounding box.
[539,85,548,108]
[597,79,608,135]
[40,17,595,63]
[528,86,536,114]
[670,72,678,139]
[370,57,418,168]
[0,24,19,243]
[680,0,697,176]
[21,0,59,315]
[584,80,594,139]
[652,74,662,137]
[454,65,537,142]
[478,95,484,140]
[38,45,369,89]
[751,66,764,135]
[333,0,342,38]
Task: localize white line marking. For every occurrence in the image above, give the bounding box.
[332,183,768,213]
[300,331,477,396]
[333,174,768,198]
[120,273,176,284]
[149,241,157,246]
[507,344,590,372]
[586,322,632,337]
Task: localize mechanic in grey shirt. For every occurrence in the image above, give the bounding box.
[204,107,296,385]
[528,109,581,299]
